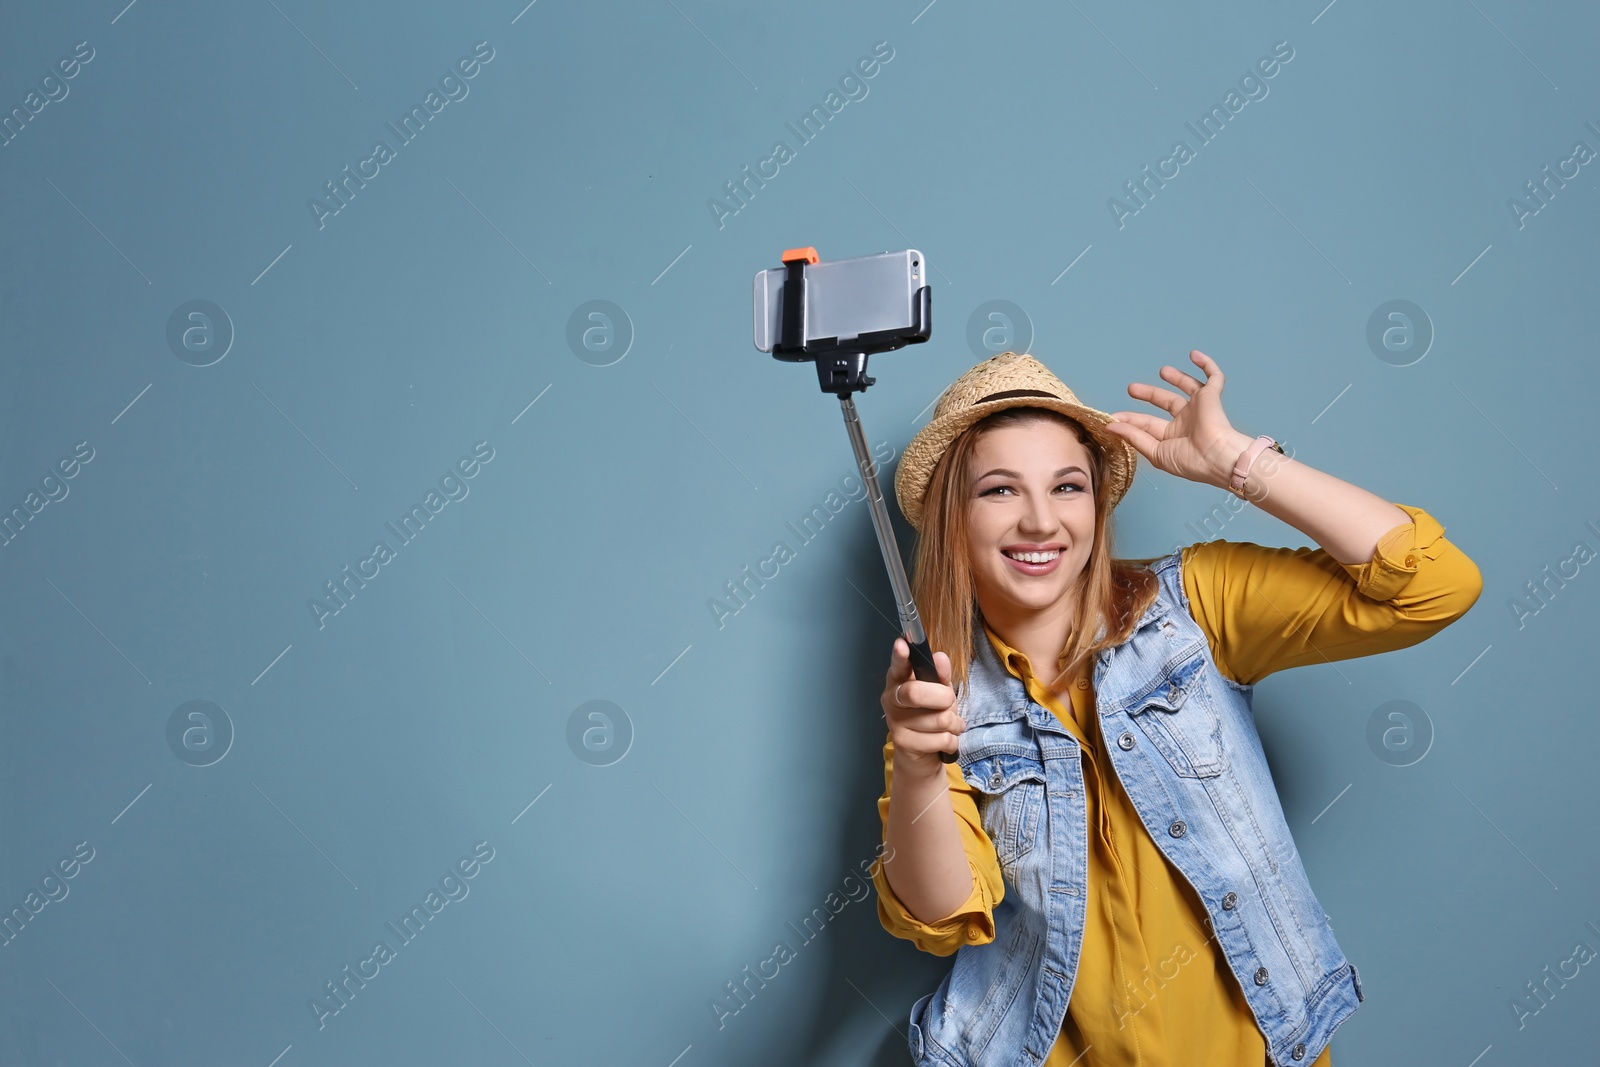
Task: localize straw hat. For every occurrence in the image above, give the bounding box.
[894,351,1139,533]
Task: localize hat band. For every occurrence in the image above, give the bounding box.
[976,388,1060,404]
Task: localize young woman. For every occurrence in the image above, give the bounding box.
[871,350,1482,1067]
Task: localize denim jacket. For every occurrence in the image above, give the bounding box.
[906,549,1364,1067]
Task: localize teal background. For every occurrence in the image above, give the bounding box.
[1,1,1597,1064]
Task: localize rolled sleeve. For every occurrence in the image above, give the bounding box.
[873,853,998,956]
[1181,502,1484,685]
[871,739,1004,957]
[1340,504,1449,601]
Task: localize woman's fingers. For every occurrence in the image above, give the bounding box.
[894,675,955,712]
[887,637,916,687]
[1105,410,1168,438]
[883,639,966,764]
[1191,349,1223,382]
[1128,378,1186,415]
[1162,365,1204,396]
[884,639,964,736]
[899,706,966,736]
[887,641,952,703]
[1103,416,1164,466]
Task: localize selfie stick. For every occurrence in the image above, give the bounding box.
[768,246,957,763]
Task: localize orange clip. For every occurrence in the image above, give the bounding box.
[780,246,819,264]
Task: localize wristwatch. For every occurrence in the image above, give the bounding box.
[1229,435,1285,498]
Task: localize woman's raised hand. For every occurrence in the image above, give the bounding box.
[882,636,964,776]
[1102,349,1249,489]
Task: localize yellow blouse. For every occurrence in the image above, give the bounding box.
[872,503,1483,1067]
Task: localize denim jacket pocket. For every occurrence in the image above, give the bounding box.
[960,739,1047,866]
[1126,654,1225,778]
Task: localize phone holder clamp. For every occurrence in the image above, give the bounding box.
[770,246,932,397]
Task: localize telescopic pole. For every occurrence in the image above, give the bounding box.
[769,246,955,762]
[838,391,954,764]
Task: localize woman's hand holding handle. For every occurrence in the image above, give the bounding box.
[883,636,964,772]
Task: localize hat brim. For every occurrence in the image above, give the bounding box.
[895,395,1138,533]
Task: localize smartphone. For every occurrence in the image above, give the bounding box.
[753,249,926,354]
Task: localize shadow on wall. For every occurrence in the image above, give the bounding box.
[786,498,949,1067]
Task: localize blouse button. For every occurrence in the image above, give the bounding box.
[1221,891,1238,910]
[1118,732,1135,750]
[1404,554,1416,566]
[968,926,984,942]
[1168,820,1186,838]
[1254,966,1269,985]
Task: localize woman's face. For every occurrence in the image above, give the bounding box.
[965,418,1098,623]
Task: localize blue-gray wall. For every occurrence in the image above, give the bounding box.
[1,1,1596,1064]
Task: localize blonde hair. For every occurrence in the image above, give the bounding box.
[908,406,1163,701]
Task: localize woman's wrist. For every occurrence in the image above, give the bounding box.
[1205,429,1258,491]
[893,746,954,785]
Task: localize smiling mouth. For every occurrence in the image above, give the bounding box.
[1002,549,1061,563]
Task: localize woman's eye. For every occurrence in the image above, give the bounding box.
[982,483,1083,496]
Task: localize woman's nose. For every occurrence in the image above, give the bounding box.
[1019,493,1056,534]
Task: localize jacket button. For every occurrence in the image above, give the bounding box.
[1168,820,1186,838]
[1254,966,1269,985]
[989,768,1003,788]
[1292,1042,1307,1060]
[1222,891,1237,910]
[1118,732,1135,750]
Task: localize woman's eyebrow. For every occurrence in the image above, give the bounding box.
[974,466,1088,481]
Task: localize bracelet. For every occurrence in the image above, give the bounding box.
[1229,435,1285,499]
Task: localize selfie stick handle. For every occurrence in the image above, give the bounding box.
[839,393,958,764]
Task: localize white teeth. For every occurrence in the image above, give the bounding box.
[1004,549,1060,564]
